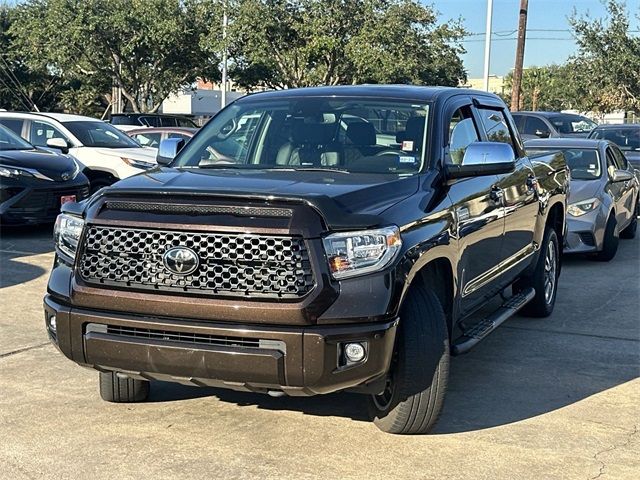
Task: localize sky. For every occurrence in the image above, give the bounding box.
[431,0,640,79]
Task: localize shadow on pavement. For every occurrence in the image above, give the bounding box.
[0,223,55,255]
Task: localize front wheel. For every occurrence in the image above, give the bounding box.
[515,227,560,318]
[620,203,638,239]
[99,372,150,403]
[594,214,619,261]
[368,287,449,434]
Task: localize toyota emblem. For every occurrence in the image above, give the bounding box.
[163,247,199,275]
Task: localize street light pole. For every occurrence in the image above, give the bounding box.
[482,0,494,92]
[221,3,228,110]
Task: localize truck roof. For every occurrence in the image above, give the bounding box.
[237,85,495,102]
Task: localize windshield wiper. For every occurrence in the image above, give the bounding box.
[285,167,350,174]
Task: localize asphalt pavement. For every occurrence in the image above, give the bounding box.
[0,224,638,480]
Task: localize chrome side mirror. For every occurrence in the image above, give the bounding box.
[157,138,185,166]
[446,142,516,179]
[611,169,633,183]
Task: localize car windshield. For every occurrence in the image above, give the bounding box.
[590,127,640,151]
[173,97,430,175]
[549,115,597,134]
[529,147,601,180]
[0,124,34,151]
[63,121,141,148]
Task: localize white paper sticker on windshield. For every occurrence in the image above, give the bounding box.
[402,140,414,151]
[399,156,416,163]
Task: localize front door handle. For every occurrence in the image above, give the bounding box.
[490,186,504,203]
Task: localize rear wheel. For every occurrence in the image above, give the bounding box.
[99,372,150,403]
[368,286,449,434]
[515,227,560,318]
[620,204,638,239]
[594,214,619,261]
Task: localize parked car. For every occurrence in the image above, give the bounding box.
[0,112,157,193]
[110,113,198,128]
[126,127,197,148]
[527,138,638,261]
[0,124,89,225]
[512,111,597,140]
[44,86,568,434]
[588,124,640,170]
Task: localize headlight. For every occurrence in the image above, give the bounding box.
[0,164,35,179]
[121,157,155,170]
[322,226,402,279]
[567,197,600,217]
[54,213,84,260]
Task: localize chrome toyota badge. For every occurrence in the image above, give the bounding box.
[163,247,199,275]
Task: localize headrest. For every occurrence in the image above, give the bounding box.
[345,122,377,146]
[291,122,332,145]
[396,116,426,146]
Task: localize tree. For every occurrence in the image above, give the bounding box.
[10,0,222,113]
[226,0,466,90]
[504,65,579,111]
[568,0,640,113]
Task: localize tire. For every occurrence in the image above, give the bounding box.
[620,204,638,239]
[515,227,560,318]
[367,287,449,435]
[99,371,150,403]
[594,214,619,261]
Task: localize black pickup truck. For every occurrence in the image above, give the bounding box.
[44,86,568,434]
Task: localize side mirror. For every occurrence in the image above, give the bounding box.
[611,169,633,182]
[535,129,550,138]
[446,142,516,179]
[46,137,70,154]
[157,138,185,166]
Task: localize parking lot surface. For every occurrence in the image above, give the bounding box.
[1,225,638,480]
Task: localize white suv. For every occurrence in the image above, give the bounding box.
[0,112,157,193]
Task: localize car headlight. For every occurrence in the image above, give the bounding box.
[54,213,85,260]
[322,226,402,279]
[121,157,155,170]
[567,197,601,217]
[0,164,35,179]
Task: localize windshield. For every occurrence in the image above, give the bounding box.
[173,97,430,175]
[0,124,34,151]
[590,127,640,151]
[529,147,601,180]
[549,115,597,134]
[63,121,141,148]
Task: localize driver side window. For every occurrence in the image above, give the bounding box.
[447,106,479,165]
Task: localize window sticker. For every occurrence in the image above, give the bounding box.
[401,140,414,151]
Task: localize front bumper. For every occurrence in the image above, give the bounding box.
[564,209,607,254]
[44,295,397,396]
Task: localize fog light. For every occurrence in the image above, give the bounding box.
[49,315,57,332]
[344,342,366,363]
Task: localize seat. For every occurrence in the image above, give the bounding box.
[396,117,426,153]
[343,122,383,165]
[276,122,340,166]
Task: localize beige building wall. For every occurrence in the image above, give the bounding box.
[461,76,506,95]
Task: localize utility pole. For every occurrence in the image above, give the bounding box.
[220,2,228,110]
[510,0,529,111]
[482,0,494,92]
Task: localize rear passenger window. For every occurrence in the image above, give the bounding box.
[446,107,479,165]
[29,120,68,147]
[0,119,24,136]
[477,108,515,147]
[523,117,549,136]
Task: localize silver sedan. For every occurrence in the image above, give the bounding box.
[526,138,639,261]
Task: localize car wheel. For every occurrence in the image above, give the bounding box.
[99,372,150,403]
[594,214,619,261]
[367,286,449,435]
[620,204,638,239]
[515,227,560,318]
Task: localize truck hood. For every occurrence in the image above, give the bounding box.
[97,167,421,229]
[0,147,79,181]
[569,179,602,204]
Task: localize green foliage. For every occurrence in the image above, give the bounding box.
[9,0,221,113]
[504,65,579,111]
[568,0,640,113]
[227,0,467,89]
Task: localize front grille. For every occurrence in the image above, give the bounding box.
[87,324,286,352]
[12,186,90,215]
[78,226,315,299]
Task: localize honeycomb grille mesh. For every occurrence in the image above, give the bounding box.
[78,226,314,298]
